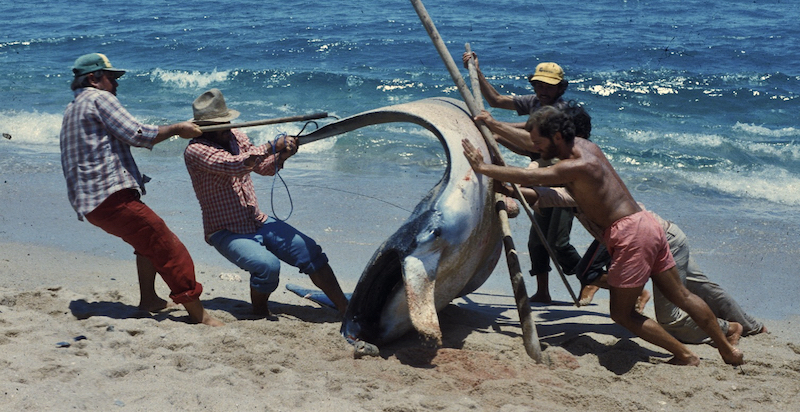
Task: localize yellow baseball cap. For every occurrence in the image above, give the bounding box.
[530,62,564,85]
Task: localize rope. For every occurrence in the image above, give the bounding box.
[265,121,321,222]
[268,133,293,221]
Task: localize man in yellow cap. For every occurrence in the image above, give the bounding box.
[60,53,223,326]
[462,54,568,153]
[463,52,580,304]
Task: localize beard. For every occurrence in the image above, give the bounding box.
[539,144,559,161]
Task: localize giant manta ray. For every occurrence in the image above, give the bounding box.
[300,97,503,347]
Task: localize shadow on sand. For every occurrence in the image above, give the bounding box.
[68,295,342,325]
[367,292,669,374]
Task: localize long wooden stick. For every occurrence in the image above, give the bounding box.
[198,112,328,133]
[409,0,543,362]
[465,48,578,307]
[408,1,576,307]
[461,39,578,305]
[466,43,544,362]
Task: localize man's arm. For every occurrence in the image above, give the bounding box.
[462,138,574,187]
[475,110,537,155]
[494,178,576,211]
[155,121,202,145]
[463,52,516,110]
[246,135,298,175]
[494,181,539,204]
[530,186,576,208]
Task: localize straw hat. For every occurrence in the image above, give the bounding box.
[191,88,240,125]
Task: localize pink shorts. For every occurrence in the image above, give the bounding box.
[602,211,675,289]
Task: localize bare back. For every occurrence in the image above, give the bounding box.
[558,139,640,230]
[463,135,641,231]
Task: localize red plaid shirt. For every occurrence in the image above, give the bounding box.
[184,129,281,241]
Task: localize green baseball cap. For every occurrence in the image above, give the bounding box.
[72,53,126,78]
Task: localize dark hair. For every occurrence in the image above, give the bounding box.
[70,70,104,91]
[563,101,591,140]
[525,106,575,143]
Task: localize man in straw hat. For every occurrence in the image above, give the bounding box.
[463,51,580,304]
[184,89,348,317]
[60,53,223,326]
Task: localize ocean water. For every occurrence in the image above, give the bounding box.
[1,0,798,320]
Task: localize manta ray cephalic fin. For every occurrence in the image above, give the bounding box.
[402,255,442,346]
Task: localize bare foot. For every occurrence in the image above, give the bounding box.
[721,347,745,366]
[578,284,599,306]
[138,297,178,313]
[183,300,224,327]
[529,292,552,304]
[726,322,743,346]
[199,311,225,327]
[759,325,769,334]
[667,354,701,366]
[635,289,651,314]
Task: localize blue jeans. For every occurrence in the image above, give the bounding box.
[208,217,328,294]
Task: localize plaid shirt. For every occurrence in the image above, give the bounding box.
[59,88,159,220]
[184,129,281,241]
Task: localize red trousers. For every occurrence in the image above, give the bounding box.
[85,189,203,304]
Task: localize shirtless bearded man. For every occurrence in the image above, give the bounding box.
[461,106,743,366]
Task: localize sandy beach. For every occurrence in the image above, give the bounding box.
[2,0,798,408]
[0,152,798,411]
[2,240,800,411]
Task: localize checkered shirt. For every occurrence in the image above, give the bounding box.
[59,88,158,220]
[184,129,280,240]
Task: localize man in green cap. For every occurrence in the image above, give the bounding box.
[60,53,223,326]
[462,51,580,304]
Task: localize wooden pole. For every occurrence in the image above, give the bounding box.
[466,43,542,361]
[409,0,544,362]
[198,112,328,133]
[409,0,578,308]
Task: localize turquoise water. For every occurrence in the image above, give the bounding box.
[1,0,798,319]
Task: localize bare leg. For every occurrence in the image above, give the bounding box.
[726,322,742,346]
[182,299,224,326]
[529,272,552,303]
[250,287,272,316]
[580,275,650,309]
[578,284,599,305]
[136,255,176,312]
[651,268,744,365]
[636,288,651,314]
[609,285,700,366]
[308,264,348,316]
[686,274,765,336]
